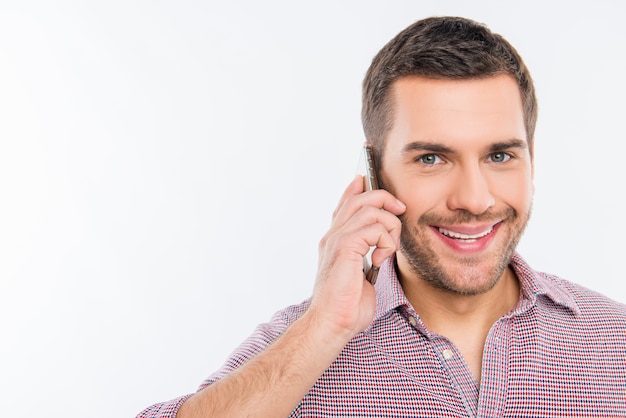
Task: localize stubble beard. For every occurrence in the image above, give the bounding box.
[398,206,531,296]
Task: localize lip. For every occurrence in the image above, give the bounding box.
[431,221,503,254]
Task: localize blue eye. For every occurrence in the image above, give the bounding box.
[490,152,511,163]
[418,154,441,165]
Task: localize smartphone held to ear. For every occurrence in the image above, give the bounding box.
[358,143,380,285]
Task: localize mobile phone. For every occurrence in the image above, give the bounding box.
[359,143,380,285]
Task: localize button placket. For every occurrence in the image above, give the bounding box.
[430,337,480,415]
[477,319,510,417]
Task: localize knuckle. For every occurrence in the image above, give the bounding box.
[318,233,330,251]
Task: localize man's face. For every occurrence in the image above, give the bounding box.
[382,75,534,295]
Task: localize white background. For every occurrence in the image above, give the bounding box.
[1,1,624,416]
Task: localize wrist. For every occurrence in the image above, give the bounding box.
[298,308,356,355]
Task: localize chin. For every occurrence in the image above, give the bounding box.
[444,267,505,295]
[399,205,531,295]
[400,228,517,296]
[424,260,509,296]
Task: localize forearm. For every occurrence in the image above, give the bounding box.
[174,178,404,417]
[176,309,349,418]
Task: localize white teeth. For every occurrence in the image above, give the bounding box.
[438,227,493,240]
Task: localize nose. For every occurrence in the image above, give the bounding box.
[446,163,495,215]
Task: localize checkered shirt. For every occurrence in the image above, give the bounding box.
[138,253,626,417]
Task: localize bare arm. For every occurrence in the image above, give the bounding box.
[177,310,347,417]
[177,176,405,417]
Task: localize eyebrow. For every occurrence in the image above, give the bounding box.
[402,141,454,155]
[401,139,528,155]
[488,139,528,153]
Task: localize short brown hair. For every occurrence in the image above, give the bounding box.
[361,16,537,169]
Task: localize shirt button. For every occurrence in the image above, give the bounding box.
[442,349,454,360]
[408,316,417,327]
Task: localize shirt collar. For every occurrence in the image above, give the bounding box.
[509,252,581,316]
[370,252,581,322]
[372,256,411,322]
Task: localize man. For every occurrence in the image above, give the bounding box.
[139,16,626,417]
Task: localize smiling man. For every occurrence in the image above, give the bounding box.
[139,16,626,417]
[382,75,533,385]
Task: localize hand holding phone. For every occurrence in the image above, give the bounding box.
[308,150,403,336]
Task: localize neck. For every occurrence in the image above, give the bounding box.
[396,257,520,386]
[398,261,520,336]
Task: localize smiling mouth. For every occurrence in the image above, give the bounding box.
[437,226,494,242]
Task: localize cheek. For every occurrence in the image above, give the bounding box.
[392,178,446,215]
[492,174,534,210]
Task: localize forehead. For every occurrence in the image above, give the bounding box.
[387,75,527,153]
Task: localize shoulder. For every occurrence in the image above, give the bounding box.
[242,299,311,347]
[271,298,311,326]
[511,254,626,323]
[535,271,626,329]
[199,298,312,388]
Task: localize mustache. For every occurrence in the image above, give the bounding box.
[400,207,518,226]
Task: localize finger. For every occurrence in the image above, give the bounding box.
[320,202,402,253]
[363,222,402,263]
[331,189,405,233]
[321,215,402,266]
[332,175,366,220]
[352,205,403,245]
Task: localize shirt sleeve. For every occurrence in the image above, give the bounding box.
[135,301,307,417]
[197,306,295,390]
[135,394,193,418]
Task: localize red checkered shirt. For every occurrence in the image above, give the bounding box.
[138,253,626,417]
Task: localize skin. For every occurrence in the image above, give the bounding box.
[176,74,533,416]
[177,179,405,417]
[382,74,534,383]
